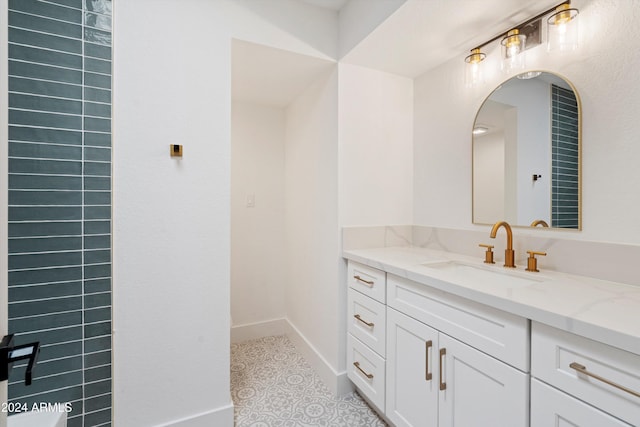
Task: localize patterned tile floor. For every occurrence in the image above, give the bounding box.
[231,335,387,427]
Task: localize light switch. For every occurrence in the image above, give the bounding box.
[246,194,255,208]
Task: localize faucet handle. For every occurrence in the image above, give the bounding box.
[526,251,547,272]
[479,244,495,264]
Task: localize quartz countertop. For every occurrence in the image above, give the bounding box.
[343,246,640,356]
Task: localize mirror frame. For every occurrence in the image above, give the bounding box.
[471,70,582,230]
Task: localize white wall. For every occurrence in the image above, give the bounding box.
[231,102,286,327]
[473,132,505,224]
[414,0,640,244]
[338,63,414,226]
[113,1,339,425]
[284,69,341,377]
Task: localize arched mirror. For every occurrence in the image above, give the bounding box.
[472,71,581,230]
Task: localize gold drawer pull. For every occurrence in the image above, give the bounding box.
[353,361,374,379]
[425,340,433,381]
[439,348,446,391]
[354,314,374,328]
[570,362,640,399]
[354,275,374,286]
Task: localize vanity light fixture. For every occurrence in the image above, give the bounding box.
[547,3,579,52]
[464,2,579,82]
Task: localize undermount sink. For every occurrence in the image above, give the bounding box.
[420,260,545,288]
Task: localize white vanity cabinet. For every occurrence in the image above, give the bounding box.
[531,322,640,426]
[386,275,529,427]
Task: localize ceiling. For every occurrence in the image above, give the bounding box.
[342,0,562,78]
[299,0,348,11]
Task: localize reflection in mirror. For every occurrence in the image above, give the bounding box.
[472,72,581,230]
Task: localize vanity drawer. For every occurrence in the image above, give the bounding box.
[347,333,385,412]
[387,274,529,371]
[532,322,640,425]
[348,288,386,357]
[348,261,386,303]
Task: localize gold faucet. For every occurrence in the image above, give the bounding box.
[490,221,516,268]
[531,219,549,227]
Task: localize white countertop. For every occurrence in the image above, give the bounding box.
[343,246,640,356]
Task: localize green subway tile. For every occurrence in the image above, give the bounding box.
[10,77,82,99]
[84,264,111,279]
[8,387,83,415]
[85,379,111,398]
[84,206,111,220]
[9,311,82,334]
[9,11,82,39]
[84,71,111,89]
[84,102,111,118]
[9,371,82,399]
[9,158,82,174]
[84,177,110,191]
[14,326,82,347]
[84,293,110,309]
[40,343,82,364]
[9,236,81,253]
[84,162,111,176]
[9,206,82,221]
[8,265,82,286]
[84,336,111,353]
[66,416,82,427]
[85,350,111,368]
[48,0,83,9]
[84,87,110,103]
[85,322,111,339]
[84,307,111,324]
[9,126,82,144]
[9,251,82,270]
[9,60,82,84]
[9,174,82,191]
[85,146,111,161]
[10,141,82,160]
[9,221,82,238]
[84,235,110,250]
[9,43,82,69]
[9,190,82,206]
[84,394,111,414]
[84,131,110,147]
[84,42,111,60]
[9,296,82,318]
[84,220,111,235]
[84,117,110,132]
[9,28,82,54]
[84,278,111,294]
[9,0,82,24]
[85,365,111,383]
[84,250,111,264]
[9,93,82,114]
[10,109,82,130]
[8,280,81,301]
[84,191,111,205]
[12,355,82,380]
[85,57,111,74]
[84,28,112,46]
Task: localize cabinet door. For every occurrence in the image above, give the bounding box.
[438,334,529,427]
[531,379,632,427]
[386,308,438,427]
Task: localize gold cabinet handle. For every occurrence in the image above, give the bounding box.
[570,362,640,399]
[353,314,374,328]
[439,348,446,391]
[425,340,433,381]
[353,275,374,286]
[353,361,374,379]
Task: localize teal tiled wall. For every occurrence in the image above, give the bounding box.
[551,84,579,229]
[7,1,112,426]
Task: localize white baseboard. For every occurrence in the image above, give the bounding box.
[285,320,354,397]
[155,402,234,427]
[230,318,354,397]
[231,318,288,343]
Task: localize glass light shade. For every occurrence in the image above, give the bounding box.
[501,29,526,72]
[547,4,579,52]
[464,48,486,88]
